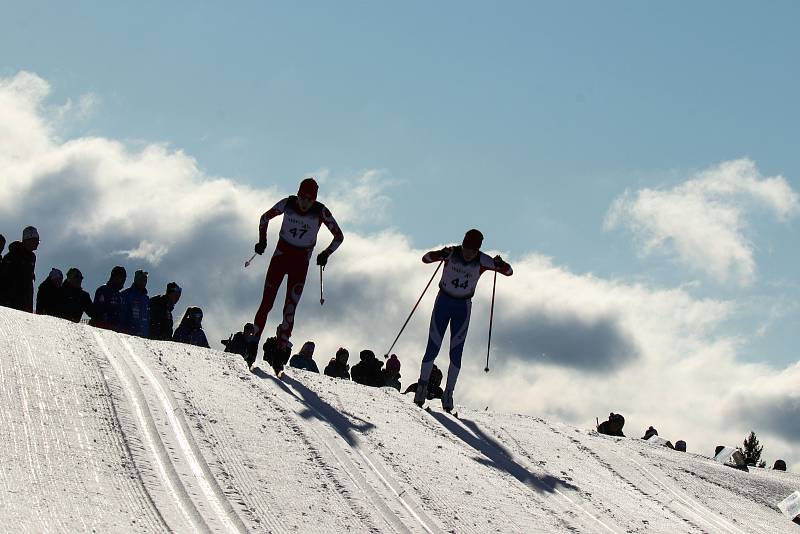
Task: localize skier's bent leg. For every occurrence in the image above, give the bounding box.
[444,299,472,393]
[254,255,288,335]
[418,292,451,382]
[275,256,310,346]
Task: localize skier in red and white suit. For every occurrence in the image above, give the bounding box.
[253,178,344,346]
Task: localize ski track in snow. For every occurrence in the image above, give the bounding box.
[0,312,168,533]
[2,306,799,533]
[93,330,247,533]
[250,367,441,534]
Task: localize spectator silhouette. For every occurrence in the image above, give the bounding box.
[773,459,787,471]
[324,348,350,380]
[223,323,260,368]
[0,226,40,312]
[150,282,181,340]
[89,266,127,331]
[674,440,687,452]
[642,426,658,440]
[289,341,319,373]
[351,349,384,387]
[173,306,210,348]
[36,268,63,316]
[0,233,5,261]
[120,270,150,337]
[597,413,626,437]
[57,268,95,323]
[405,364,444,400]
[381,354,402,391]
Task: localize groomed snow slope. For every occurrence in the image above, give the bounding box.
[0,306,797,533]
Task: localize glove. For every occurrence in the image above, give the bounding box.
[493,255,507,269]
[254,241,267,255]
[437,247,453,260]
[316,250,330,266]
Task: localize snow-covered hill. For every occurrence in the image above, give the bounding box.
[0,306,797,533]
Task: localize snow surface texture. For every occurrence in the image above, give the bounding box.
[0,306,797,533]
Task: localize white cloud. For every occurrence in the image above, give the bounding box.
[114,240,170,265]
[605,159,799,286]
[2,71,799,471]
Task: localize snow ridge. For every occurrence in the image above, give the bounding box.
[1,306,799,533]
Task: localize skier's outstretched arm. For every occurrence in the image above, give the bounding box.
[422,247,453,263]
[316,207,344,266]
[256,198,288,252]
[481,253,513,276]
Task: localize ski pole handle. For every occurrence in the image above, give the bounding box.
[244,253,258,268]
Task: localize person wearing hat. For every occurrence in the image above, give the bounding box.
[405,364,444,400]
[0,233,6,262]
[119,270,151,337]
[324,347,351,380]
[351,349,385,387]
[149,282,182,341]
[173,306,210,348]
[412,229,513,412]
[0,226,40,312]
[36,268,64,316]
[252,177,345,347]
[223,323,260,368]
[57,268,95,323]
[89,266,127,331]
[381,354,402,391]
[289,341,320,373]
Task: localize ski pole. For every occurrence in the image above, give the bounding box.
[319,265,325,306]
[244,253,257,268]
[384,260,443,359]
[484,270,497,372]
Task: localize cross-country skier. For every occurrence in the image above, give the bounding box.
[413,229,512,411]
[252,178,344,348]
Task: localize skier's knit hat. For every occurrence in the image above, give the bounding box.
[298,178,319,201]
[462,229,483,250]
[386,354,401,372]
[23,226,39,241]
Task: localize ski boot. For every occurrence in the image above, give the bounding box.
[413,380,429,407]
[441,389,454,413]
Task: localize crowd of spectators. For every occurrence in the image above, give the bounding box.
[0,225,208,348]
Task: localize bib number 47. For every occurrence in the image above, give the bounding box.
[289,228,308,239]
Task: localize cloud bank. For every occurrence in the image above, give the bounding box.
[605,159,799,286]
[2,71,798,471]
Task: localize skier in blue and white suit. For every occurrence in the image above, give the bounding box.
[414,229,513,411]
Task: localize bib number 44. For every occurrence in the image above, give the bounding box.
[450,278,470,290]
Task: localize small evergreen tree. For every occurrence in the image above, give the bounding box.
[742,431,764,467]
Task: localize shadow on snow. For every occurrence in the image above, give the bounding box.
[253,368,375,448]
[429,410,579,496]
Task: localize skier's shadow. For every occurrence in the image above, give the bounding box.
[429,411,579,496]
[278,374,375,448]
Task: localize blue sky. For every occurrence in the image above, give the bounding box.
[2,1,798,368]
